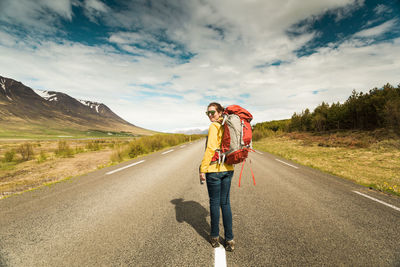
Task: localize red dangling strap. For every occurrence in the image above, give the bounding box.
[249,159,256,185]
[238,156,256,187]
[238,159,246,187]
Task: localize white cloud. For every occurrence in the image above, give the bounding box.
[374,4,391,15]
[332,0,365,21]
[354,19,397,38]
[82,0,110,23]
[248,38,400,119]
[41,0,73,20]
[109,32,147,45]
[109,31,183,57]
[0,0,399,132]
[0,0,73,33]
[85,0,108,13]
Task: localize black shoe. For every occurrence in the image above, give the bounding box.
[225,240,235,252]
[209,236,220,248]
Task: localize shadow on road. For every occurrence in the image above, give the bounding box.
[170,198,209,241]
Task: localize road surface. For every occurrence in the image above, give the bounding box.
[0,140,399,266]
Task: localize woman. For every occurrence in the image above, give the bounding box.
[199,102,235,252]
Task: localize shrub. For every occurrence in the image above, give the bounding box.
[128,142,148,158]
[252,128,279,141]
[86,140,101,151]
[141,135,166,151]
[37,150,48,163]
[111,148,124,162]
[108,142,115,149]
[110,134,203,162]
[252,130,264,142]
[55,140,74,158]
[371,139,400,150]
[75,146,85,153]
[3,150,16,162]
[17,143,34,161]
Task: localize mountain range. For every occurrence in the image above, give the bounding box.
[172,128,208,135]
[0,75,153,137]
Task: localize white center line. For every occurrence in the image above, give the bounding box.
[214,246,227,267]
[161,149,174,155]
[180,145,186,148]
[353,191,400,212]
[275,159,299,169]
[106,160,145,175]
[254,150,263,155]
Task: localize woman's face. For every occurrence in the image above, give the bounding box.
[206,106,222,122]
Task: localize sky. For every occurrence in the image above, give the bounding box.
[0,0,399,132]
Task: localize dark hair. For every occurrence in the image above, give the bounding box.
[208,102,224,113]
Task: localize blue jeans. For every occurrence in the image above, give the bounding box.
[206,171,234,241]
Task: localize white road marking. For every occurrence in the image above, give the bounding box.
[275,159,299,169]
[180,145,186,148]
[214,246,227,267]
[353,191,400,212]
[105,160,145,175]
[161,149,174,155]
[254,150,263,155]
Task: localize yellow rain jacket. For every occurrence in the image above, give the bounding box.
[200,121,234,173]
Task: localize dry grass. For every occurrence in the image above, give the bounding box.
[253,131,400,196]
[0,149,113,199]
[0,138,126,199]
[0,134,203,199]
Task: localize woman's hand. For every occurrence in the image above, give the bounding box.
[199,172,206,184]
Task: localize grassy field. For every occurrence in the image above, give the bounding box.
[0,127,139,139]
[0,118,157,139]
[0,134,203,199]
[253,130,400,196]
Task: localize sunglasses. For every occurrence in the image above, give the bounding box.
[205,110,216,116]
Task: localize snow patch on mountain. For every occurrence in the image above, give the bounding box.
[1,78,13,100]
[78,99,88,106]
[79,99,101,113]
[0,78,5,92]
[34,89,57,101]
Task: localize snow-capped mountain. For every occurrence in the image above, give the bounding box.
[169,127,208,135]
[0,75,152,134]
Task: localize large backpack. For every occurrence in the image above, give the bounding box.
[211,105,253,165]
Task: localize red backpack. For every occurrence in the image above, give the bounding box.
[211,105,256,186]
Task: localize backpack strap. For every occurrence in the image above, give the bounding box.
[209,118,224,165]
[238,159,245,187]
[238,158,256,187]
[221,114,227,125]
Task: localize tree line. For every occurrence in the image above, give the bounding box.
[253,83,400,136]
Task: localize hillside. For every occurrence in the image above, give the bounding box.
[0,75,154,137]
[253,83,400,139]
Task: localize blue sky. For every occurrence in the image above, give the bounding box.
[0,0,399,132]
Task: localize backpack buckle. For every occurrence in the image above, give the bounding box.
[221,115,227,125]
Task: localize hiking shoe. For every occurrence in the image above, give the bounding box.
[225,240,235,252]
[209,236,220,248]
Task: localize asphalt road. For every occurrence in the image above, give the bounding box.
[0,140,399,266]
